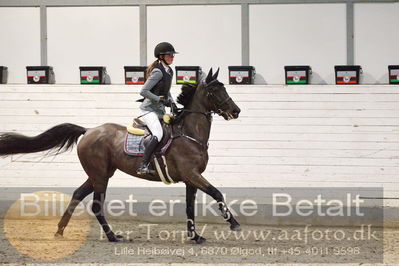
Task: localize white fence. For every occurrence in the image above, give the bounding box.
[1,84,398,204]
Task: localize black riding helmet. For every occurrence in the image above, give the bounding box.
[154,42,178,58]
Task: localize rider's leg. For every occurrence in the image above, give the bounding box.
[137,135,158,174]
[137,111,163,174]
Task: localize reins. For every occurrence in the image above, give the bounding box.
[171,109,210,150]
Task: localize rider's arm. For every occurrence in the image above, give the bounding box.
[140,68,163,102]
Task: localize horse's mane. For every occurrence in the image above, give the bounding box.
[176,79,224,108]
[176,83,199,108]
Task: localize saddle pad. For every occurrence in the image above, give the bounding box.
[124,133,145,156]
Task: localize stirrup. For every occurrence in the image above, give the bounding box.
[137,164,155,174]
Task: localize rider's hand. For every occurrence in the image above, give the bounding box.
[171,103,178,111]
[159,97,171,107]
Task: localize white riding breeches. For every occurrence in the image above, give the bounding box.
[139,110,163,141]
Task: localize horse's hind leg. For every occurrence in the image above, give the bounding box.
[91,182,123,242]
[75,124,120,241]
[55,179,94,237]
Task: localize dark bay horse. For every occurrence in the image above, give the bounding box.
[0,68,241,243]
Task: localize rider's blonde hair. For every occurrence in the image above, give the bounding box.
[146,59,160,78]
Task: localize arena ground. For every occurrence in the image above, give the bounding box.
[0,218,398,265]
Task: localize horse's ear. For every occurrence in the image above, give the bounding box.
[212,67,220,80]
[205,68,213,84]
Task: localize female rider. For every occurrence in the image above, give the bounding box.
[137,42,178,174]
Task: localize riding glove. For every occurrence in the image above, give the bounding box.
[159,97,172,107]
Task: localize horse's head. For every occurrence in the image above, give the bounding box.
[203,68,241,120]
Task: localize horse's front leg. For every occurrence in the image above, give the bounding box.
[185,183,206,244]
[188,174,241,232]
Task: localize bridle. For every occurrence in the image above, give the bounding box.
[177,80,233,120]
[206,80,233,117]
[172,80,233,149]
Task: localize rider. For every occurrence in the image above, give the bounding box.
[136,42,178,174]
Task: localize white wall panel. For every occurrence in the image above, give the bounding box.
[0,7,40,84]
[250,4,346,85]
[0,3,399,85]
[47,6,140,84]
[354,3,399,84]
[147,5,241,84]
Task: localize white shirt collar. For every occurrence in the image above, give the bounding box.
[161,61,171,73]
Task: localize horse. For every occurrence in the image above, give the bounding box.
[0,68,241,244]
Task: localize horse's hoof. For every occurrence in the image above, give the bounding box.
[54,232,63,238]
[230,225,241,232]
[195,236,206,244]
[108,234,124,242]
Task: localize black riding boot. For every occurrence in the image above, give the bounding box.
[137,136,159,174]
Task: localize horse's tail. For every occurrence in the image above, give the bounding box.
[0,123,87,157]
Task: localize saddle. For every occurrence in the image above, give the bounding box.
[124,116,173,156]
[126,118,148,136]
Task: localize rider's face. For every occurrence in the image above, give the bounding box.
[162,54,174,65]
